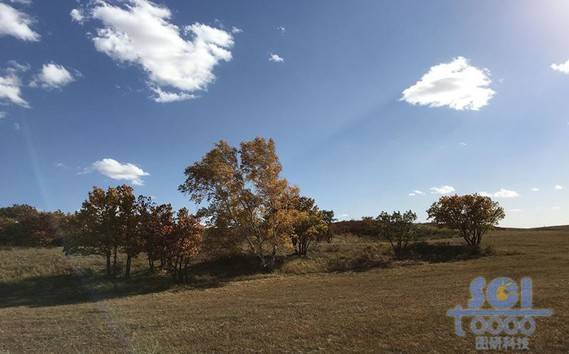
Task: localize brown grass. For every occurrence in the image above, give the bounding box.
[0,229,568,353]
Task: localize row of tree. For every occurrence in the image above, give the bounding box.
[64,137,336,279]
[369,194,505,257]
[3,137,506,282]
[0,204,67,247]
[65,185,203,280]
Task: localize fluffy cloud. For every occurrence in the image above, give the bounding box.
[0,3,39,41]
[531,187,540,192]
[269,53,284,63]
[70,8,84,23]
[90,158,149,186]
[401,57,495,111]
[408,190,425,197]
[31,63,75,89]
[480,188,519,198]
[551,60,569,74]
[554,185,564,191]
[430,185,455,195]
[0,70,29,107]
[81,0,233,102]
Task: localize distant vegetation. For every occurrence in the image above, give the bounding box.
[1,137,506,283]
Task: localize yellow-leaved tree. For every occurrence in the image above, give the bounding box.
[179,137,298,271]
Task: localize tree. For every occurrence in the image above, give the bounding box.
[116,185,139,279]
[427,194,505,248]
[0,205,67,247]
[165,208,203,282]
[290,196,328,256]
[375,210,417,257]
[66,187,118,276]
[136,198,174,272]
[179,137,299,271]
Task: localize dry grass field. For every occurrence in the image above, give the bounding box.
[0,228,568,353]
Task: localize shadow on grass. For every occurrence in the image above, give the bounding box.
[0,254,267,309]
[398,242,494,263]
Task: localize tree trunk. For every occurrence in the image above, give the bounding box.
[106,252,111,276]
[113,246,118,275]
[125,254,132,279]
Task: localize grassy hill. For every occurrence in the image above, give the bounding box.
[0,228,568,352]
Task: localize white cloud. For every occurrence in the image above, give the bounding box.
[151,86,194,103]
[551,60,569,74]
[554,184,564,190]
[0,3,39,41]
[13,122,20,130]
[430,185,455,195]
[84,0,233,102]
[31,63,75,89]
[231,26,242,34]
[459,142,468,147]
[493,188,520,198]
[90,158,149,186]
[277,26,286,33]
[531,187,540,192]
[0,70,29,107]
[0,111,6,119]
[480,189,519,198]
[269,53,284,63]
[9,0,32,5]
[70,8,84,23]
[409,189,425,197]
[401,56,495,111]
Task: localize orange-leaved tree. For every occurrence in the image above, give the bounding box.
[427,194,505,248]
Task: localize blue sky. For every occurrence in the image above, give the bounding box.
[1,0,568,227]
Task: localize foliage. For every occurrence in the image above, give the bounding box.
[375,210,417,257]
[427,194,505,247]
[290,196,329,256]
[179,137,299,271]
[0,204,67,247]
[164,208,203,282]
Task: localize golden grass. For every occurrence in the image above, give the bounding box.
[0,229,568,353]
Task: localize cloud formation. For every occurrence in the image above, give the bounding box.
[408,190,425,197]
[269,53,284,63]
[0,67,29,107]
[480,188,519,198]
[31,63,75,89]
[90,158,149,186]
[80,0,233,102]
[0,3,39,41]
[551,60,569,75]
[554,185,564,191]
[401,57,495,111]
[70,8,84,23]
[430,185,455,195]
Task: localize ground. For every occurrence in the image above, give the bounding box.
[0,229,568,353]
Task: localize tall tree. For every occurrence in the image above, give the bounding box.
[179,137,299,270]
[427,194,505,248]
